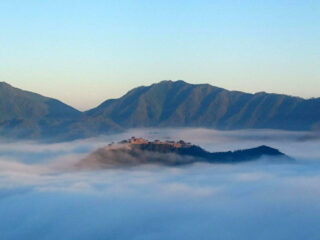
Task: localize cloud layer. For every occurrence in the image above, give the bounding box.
[0,128,320,240]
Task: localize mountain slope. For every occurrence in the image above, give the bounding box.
[0,82,120,140]
[87,80,320,131]
[0,82,80,122]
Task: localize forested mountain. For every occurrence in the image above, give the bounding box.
[0,82,119,140]
[1,80,319,141]
[87,80,320,131]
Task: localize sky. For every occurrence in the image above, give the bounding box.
[0,0,319,110]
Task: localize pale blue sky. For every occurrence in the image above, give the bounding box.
[0,0,319,110]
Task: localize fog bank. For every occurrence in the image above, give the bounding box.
[0,128,319,240]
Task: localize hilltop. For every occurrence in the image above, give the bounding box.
[77,137,291,168]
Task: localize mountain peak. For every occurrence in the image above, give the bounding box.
[0,82,83,140]
[156,80,187,85]
[0,82,12,88]
[87,80,320,132]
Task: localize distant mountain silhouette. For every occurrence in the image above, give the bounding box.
[0,82,120,140]
[87,80,320,131]
[0,80,319,141]
[77,138,291,168]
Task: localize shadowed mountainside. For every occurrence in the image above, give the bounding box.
[0,82,120,140]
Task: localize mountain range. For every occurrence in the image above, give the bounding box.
[1,80,319,141]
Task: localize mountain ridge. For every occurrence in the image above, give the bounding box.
[0,80,319,140]
[86,80,320,131]
[0,81,120,140]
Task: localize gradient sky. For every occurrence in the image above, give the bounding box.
[0,0,319,110]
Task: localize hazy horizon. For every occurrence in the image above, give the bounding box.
[1,1,319,110]
[2,79,320,111]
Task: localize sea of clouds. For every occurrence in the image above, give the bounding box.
[0,128,320,240]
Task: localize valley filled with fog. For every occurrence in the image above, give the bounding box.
[1,128,320,240]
